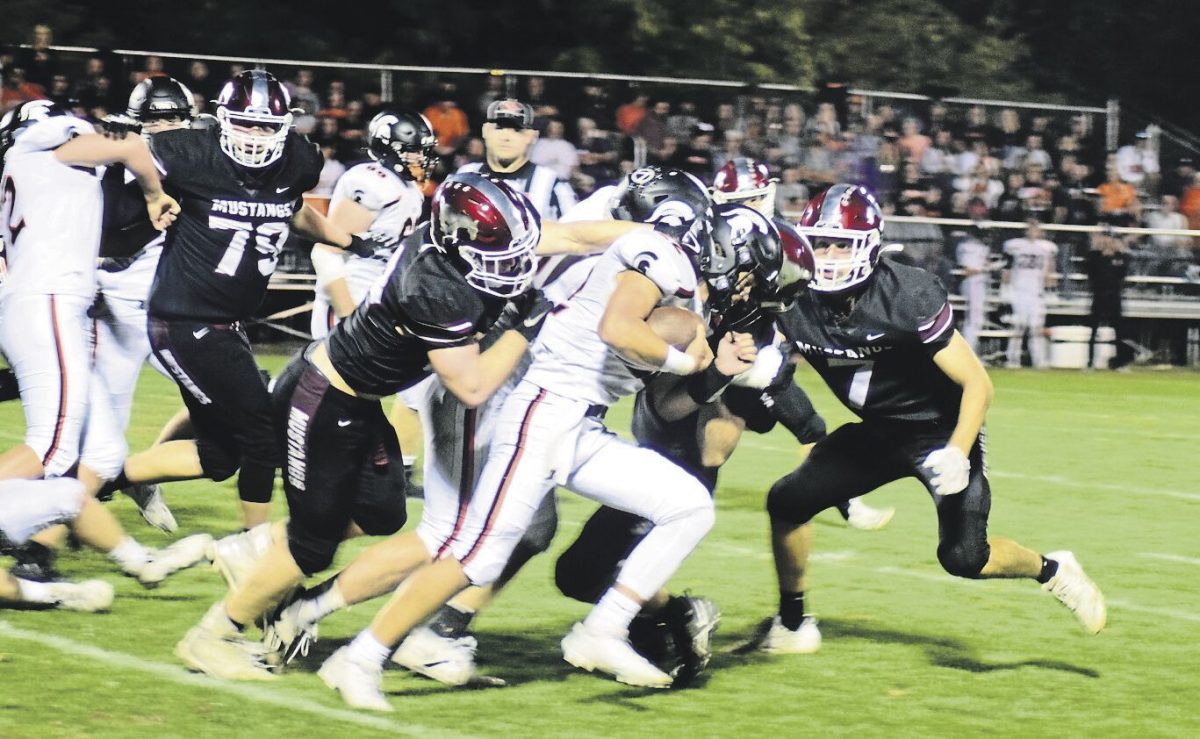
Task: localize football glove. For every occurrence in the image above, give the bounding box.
[921,446,970,496]
[345,232,398,260]
[730,343,783,389]
[491,289,555,343]
[100,114,143,140]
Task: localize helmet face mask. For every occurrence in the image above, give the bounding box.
[215,71,293,168]
[711,157,777,218]
[763,220,815,311]
[431,173,542,299]
[367,111,438,182]
[708,203,780,313]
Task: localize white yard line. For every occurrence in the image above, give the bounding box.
[1139,552,1200,567]
[0,620,460,737]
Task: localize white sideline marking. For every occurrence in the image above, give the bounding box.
[0,620,445,736]
[1105,600,1200,624]
[1139,552,1200,567]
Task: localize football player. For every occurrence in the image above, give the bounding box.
[751,184,1105,654]
[1002,220,1058,368]
[92,76,199,533]
[99,70,391,530]
[306,109,436,502]
[711,157,894,530]
[0,100,211,586]
[176,172,650,686]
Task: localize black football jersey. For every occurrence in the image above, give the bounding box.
[776,260,961,425]
[100,164,160,259]
[325,224,506,397]
[147,127,321,322]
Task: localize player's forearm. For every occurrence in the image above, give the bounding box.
[949,377,992,454]
[445,333,528,408]
[325,278,357,318]
[538,220,649,256]
[292,204,353,249]
[599,312,672,368]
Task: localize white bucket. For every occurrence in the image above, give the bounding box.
[1049,325,1113,369]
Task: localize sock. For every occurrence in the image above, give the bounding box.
[779,590,806,630]
[16,578,57,604]
[1036,556,1060,584]
[109,537,152,573]
[299,580,346,625]
[95,471,130,502]
[585,588,643,637]
[199,601,243,635]
[428,604,474,639]
[345,630,392,667]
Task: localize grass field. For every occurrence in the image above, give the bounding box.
[0,357,1197,738]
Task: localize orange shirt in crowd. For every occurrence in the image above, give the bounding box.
[1098,180,1138,214]
[616,101,647,136]
[1180,184,1200,230]
[422,103,470,151]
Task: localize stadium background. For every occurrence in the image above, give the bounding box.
[1,3,1198,735]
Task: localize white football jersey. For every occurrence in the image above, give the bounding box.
[1,116,104,299]
[523,228,701,406]
[312,161,425,337]
[1003,237,1057,296]
[956,237,990,287]
[96,168,165,304]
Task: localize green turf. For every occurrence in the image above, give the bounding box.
[1,359,1196,738]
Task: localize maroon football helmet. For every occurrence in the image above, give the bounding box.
[431,173,542,298]
[796,184,884,293]
[765,219,816,309]
[711,157,777,218]
[215,70,293,168]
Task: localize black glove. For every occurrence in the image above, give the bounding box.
[100,114,143,140]
[501,289,555,342]
[346,233,398,260]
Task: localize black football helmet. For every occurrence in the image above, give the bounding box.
[0,100,69,157]
[611,165,714,260]
[215,69,293,168]
[127,77,195,122]
[707,203,781,316]
[367,110,438,182]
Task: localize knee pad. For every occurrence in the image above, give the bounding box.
[236,460,276,504]
[285,519,340,576]
[352,438,408,537]
[937,539,990,579]
[554,546,613,604]
[197,440,239,482]
[766,475,816,525]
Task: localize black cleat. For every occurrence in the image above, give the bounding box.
[10,542,62,582]
[661,594,721,688]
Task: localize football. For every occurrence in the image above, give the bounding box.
[646,306,705,351]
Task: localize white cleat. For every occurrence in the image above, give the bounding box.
[47,579,115,612]
[123,484,177,533]
[176,625,278,681]
[751,615,822,654]
[561,622,673,688]
[263,595,319,665]
[138,534,213,587]
[1042,551,1107,634]
[207,524,272,592]
[391,626,479,686]
[845,498,896,531]
[319,647,393,712]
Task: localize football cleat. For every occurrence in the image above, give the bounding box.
[137,534,213,587]
[263,591,320,665]
[561,622,673,688]
[743,615,822,654]
[208,524,272,592]
[319,646,393,712]
[1042,551,1107,634]
[46,579,115,612]
[123,483,177,533]
[844,498,896,531]
[10,542,61,582]
[176,626,279,681]
[391,626,480,686]
[662,595,721,686]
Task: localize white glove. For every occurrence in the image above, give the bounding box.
[730,344,784,389]
[922,446,970,496]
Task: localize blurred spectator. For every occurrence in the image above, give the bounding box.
[769,117,805,165]
[319,85,348,121]
[635,99,670,159]
[1181,172,1200,230]
[678,125,715,180]
[1018,165,1053,220]
[287,69,320,135]
[1161,157,1196,199]
[2,67,47,111]
[953,162,1005,213]
[15,24,58,90]
[1115,130,1160,193]
[1144,195,1192,274]
[806,102,841,140]
[713,128,746,172]
[955,224,992,353]
[422,81,471,158]
[452,136,486,171]
[995,108,1024,158]
[1021,134,1053,170]
[575,82,614,131]
[131,55,167,86]
[1085,232,1132,369]
[46,74,71,107]
[961,105,991,147]
[1002,221,1057,368]
[1097,159,1142,225]
[361,87,384,121]
[927,101,950,137]
[899,117,931,166]
[995,171,1026,220]
[338,99,368,161]
[530,119,579,181]
[313,143,346,196]
[714,102,739,135]
[666,100,699,142]
[1062,162,1098,225]
[575,117,619,185]
[885,198,945,275]
[775,165,809,215]
[476,75,505,120]
[920,129,954,177]
[616,91,649,136]
[186,61,218,110]
[524,76,560,128]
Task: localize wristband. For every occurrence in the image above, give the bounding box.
[686,362,733,404]
[660,346,697,375]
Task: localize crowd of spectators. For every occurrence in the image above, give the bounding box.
[3,30,1197,280]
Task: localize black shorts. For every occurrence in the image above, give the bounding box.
[630,388,709,487]
[147,316,277,490]
[768,420,991,575]
[271,350,407,574]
